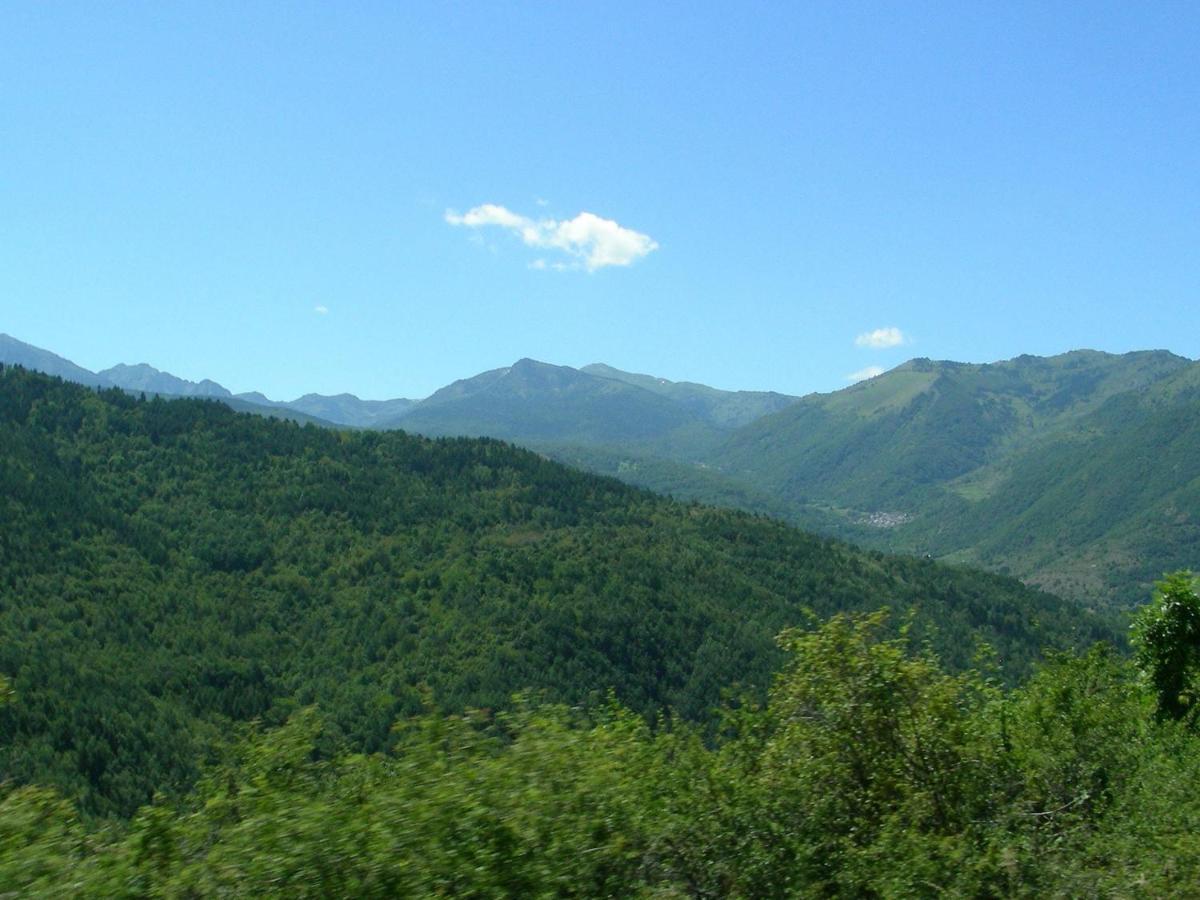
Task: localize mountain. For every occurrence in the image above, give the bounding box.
[0,335,787,445]
[383,358,730,456]
[900,359,1200,602]
[715,350,1190,510]
[0,365,1110,816]
[0,333,112,387]
[237,391,417,427]
[0,334,340,427]
[99,362,233,398]
[580,363,799,428]
[421,349,1199,609]
[387,359,799,450]
[705,350,1200,606]
[6,332,1197,606]
[0,338,242,400]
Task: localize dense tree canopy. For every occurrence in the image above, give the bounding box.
[0,603,1196,897]
[0,365,1115,819]
[1132,571,1200,722]
[0,366,1192,894]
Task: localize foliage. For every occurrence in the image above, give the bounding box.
[383,358,730,457]
[9,335,1199,609]
[0,601,1196,897]
[536,351,1200,610]
[1132,571,1200,721]
[0,365,1110,818]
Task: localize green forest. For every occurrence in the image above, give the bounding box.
[450,352,1200,610]
[6,582,1200,897]
[3,366,1193,895]
[7,335,1199,610]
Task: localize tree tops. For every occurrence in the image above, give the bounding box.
[0,365,1112,817]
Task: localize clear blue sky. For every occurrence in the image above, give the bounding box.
[3,2,1197,400]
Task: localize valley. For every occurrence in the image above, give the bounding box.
[1,364,1197,894]
[7,332,1196,608]
[0,364,1106,817]
[6,5,1197,892]
[1,356,1196,895]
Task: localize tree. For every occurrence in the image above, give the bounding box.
[1131,571,1200,722]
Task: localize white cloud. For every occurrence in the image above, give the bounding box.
[846,365,885,383]
[528,258,573,272]
[313,305,329,315]
[444,203,528,230]
[445,203,658,271]
[855,327,907,349]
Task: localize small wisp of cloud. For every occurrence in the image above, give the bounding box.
[846,365,885,383]
[855,327,907,349]
[528,258,572,272]
[446,203,658,271]
[314,305,329,315]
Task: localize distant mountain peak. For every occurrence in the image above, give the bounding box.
[0,333,112,387]
[98,362,232,398]
[293,391,363,403]
[509,357,568,373]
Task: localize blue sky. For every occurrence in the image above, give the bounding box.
[3,2,1197,400]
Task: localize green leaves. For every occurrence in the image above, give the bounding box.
[1132,571,1200,721]
[1,599,1199,896]
[0,365,1103,817]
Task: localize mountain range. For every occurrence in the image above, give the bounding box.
[0,334,797,435]
[3,331,1197,607]
[0,363,1106,817]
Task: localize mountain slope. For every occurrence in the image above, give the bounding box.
[910,362,1200,600]
[0,335,338,427]
[234,391,417,427]
[432,351,1199,608]
[276,392,415,426]
[5,333,1195,607]
[0,365,1111,816]
[714,350,1191,510]
[0,333,112,387]
[580,362,799,428]
[708,350,1200,605]
[98,362,233,398]
[385,358,728,456]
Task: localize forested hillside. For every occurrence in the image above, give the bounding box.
[715,350,1188,510]
[376,358,731,456]
[713,351,1200,606]
[0,366,1110,819]
[604,350,1200,608]
[578,362,798,428]
[7,333,1197,608]
[7,587,1200,897]
[375,349,1200,608]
